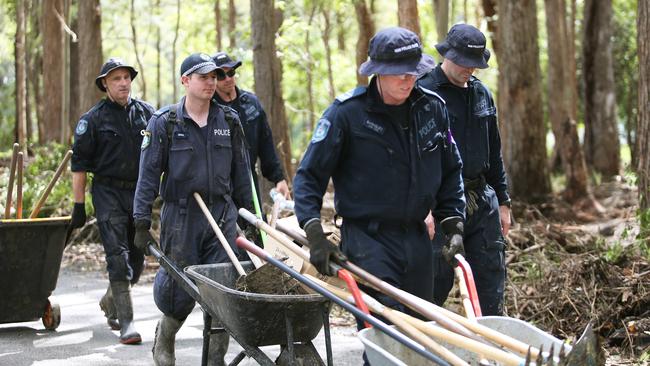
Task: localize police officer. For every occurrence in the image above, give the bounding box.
[133,53,252,366]
[293,27,466,363]
[71,57,155,344]
[419,24,512,316]
[211,52,290,204]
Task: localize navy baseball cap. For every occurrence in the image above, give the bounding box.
[435,24,491,69]
[359,27,435,76]
[95,57,138,92]
[212,52,242,69]
[180,53,220,77]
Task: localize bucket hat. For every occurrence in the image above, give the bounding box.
[95,58,138,92]
[435,24,490,69]
[359,27,435,76]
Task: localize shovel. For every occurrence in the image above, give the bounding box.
[29,150,73,218]
[4,143,19,218]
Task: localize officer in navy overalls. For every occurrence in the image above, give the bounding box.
[293,27,466,365]
[133,53,252,366]
[419,24,512,316]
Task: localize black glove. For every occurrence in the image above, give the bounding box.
[70,202,87,229]
[304,219,347,276]
[441,217,465,266]
[134,219,157,256]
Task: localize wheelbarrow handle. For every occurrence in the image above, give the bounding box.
[235,236,452,366]
[148,243,201,301]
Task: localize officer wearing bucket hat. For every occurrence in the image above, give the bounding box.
[71,57,154,345]
[419,24,511,316]
[211,52,290,214]
[133,52,252,366]
[294,27,465,361]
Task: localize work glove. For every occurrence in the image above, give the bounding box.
[304,219,347,276]
[440,217,465,266]
[134,219,157,256]
[70,202,87,229]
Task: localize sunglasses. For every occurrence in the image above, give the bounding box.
[216,69,237,81]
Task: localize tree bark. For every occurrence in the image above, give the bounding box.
[544,0,590,203]
[15,0,27,151]
[583,0,620,178]
[497,0,550,202]
[155,0,162,108]
[397,0,421,39]
[27,0,42,143]
[433,0,449,43]
[251,0,293,181]
[172,0,180,102]
[321,5,336,100]
[228,0,236,49]
[75,0,103,120]
[41,0,65,143]
[354,0,374,87]
[480,0,499,59]
[130,0,146,100]
[215,0,222,51]
[336,7,346,51]
[637,0,650,210]
[305,4,317,134]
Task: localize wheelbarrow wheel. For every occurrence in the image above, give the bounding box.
[42,300,61,330]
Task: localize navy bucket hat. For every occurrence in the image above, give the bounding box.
[95,57,138,92]
[359,27,435,76]
[435,24,491,69]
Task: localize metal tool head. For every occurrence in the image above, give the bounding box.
[524,323,603,366]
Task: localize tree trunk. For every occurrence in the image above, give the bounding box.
[155,0,162,108]
[27,0,42,144]
[544,0,590,203]
[354,0,374,87]
[583,0,619,178]
[336,8,346,51]
[251,0,293,181]
[321,5,336,100]
[41,0,65,143]
[497,0,550,202]
[75,0,103,120]
[172,0,180,102]
[215,0,222,51]
[433,0,449,43]
[228,0,236,49]
[15,0,27,151]
[480,0,499,59]
[305,4,317,134]
[397,0,421,39]
[130,0,146,100]
[637,0,650,210]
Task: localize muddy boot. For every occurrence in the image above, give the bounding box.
[99,285,120,330]
[111,281,142,344]
[153,314,184,366]
[207,327,229,366]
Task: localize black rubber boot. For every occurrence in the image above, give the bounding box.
[99,285,120,330]
[111,281,142,345]
[153,314,184,366]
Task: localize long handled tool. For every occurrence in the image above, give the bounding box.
[193,192,246,276]
[235,236,452,366]
[4,143,19,218]
[29,150,73,218]
[16,152,24,219]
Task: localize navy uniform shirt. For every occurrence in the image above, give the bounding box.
[294,77,465,227]
[71,98,155,181]
[418,65,510,205]
[213,87,285,185]
[133,98,252,223]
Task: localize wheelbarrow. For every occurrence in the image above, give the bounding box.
[0,217,72,330]
[149,243,334,366]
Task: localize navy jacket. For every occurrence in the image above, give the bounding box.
[213,87,285,185]
[72,98,155,182]
[133,98,252,223]
[418,66,510,205]
[294,77,465,228]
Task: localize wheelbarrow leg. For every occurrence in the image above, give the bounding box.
[202,310,211,366]
[322,304,333,366]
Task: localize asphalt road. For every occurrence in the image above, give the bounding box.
[0,268,365,366]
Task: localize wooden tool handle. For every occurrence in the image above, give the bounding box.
[29,150,72,218]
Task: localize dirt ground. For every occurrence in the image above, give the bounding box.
[60,180,649,364]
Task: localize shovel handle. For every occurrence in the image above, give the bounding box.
[29,150,72,218]
[4,143,19,218]
[455,254,482,317]
[337,268,372,328]
[16,152,24,219]
[194,193,246,276]
[235,236,452,366]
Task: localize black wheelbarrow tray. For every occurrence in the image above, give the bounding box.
[185,262,333,365]
[0,217,71,330]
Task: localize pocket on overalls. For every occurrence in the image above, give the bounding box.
[169,145,194,182]
[213,141,233,187]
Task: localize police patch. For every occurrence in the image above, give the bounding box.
[311,119,331,143]
[141,131,151,150]
[75,119,88,135]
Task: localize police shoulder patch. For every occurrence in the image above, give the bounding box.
[75,119,89,135]
[141,130,151,150]
[335,86,367,103]
[311,119,331,143]
[419,86,445,104]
